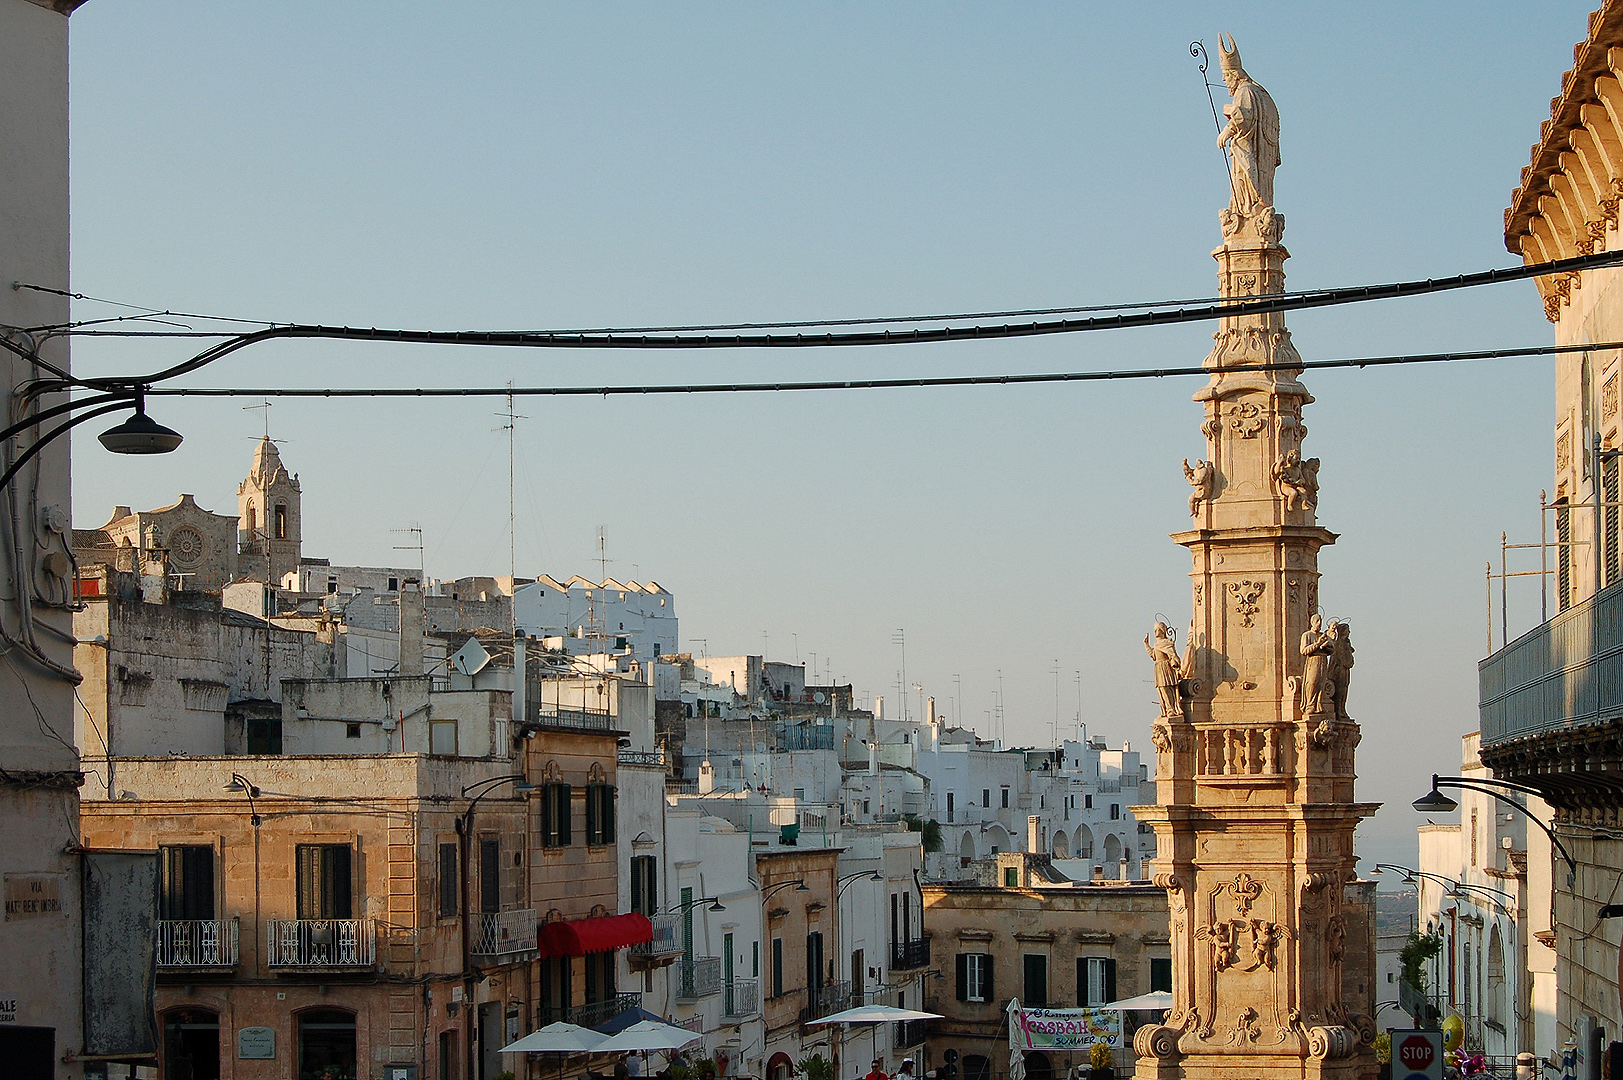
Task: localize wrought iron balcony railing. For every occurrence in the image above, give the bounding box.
[890,938,929,970]
[539,992,641,1030]
[265,919,375,968]
[724,978,760,1018]
[799,980,852,1024]
[472,908,537,961]
[677,956,723,1000]
[629,912,683,960]
[156,918,239,968]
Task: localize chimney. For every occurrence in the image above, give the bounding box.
[874,696,884,721]
[513,630,527,723]
[698,759,715,794]
[1092,864,1105,883]
[399,580,424,676]
[1027,815,1041,853]
[1119,857,1130,881]
[926,696,935,725]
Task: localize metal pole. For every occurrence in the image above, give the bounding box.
[1596,430,1604,601]
[1542,490,1549,624]
[1486,563,1493,655]
[1501,532,1509,648]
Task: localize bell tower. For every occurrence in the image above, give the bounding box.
[237,436,302,586]
[1131,37,1377,1080]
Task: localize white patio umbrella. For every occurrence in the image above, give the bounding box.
[808,1004,943,1026]
[1097,991,1174,1012]
[500,1021,609,1055]
[1009,1048,1027,1080]
[595,1019,704,1054]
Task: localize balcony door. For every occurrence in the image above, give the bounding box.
[296,844,353,920]
[160,845,215,921]
[724,932,735,1015]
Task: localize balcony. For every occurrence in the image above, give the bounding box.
[1479,580,1623,805]
[799,980,852,1025]
[724,978,760,1019]
[472,908,537,962]
[676,956,723,1000]
[617,746,667,768]
[629,912,683,963]
[526,705,615,731]
[157,918,239,969]
[265,919,375,969]
[890,938,930,970]
[895,1018,928,1048]
[540,992,641,1030]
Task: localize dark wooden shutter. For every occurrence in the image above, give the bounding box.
[325,844,353,919]
[1077,957,1088,1006]
[556,784,572,845]
[439,842,459,917]
[1024,954,1046,1006]
[296,844,319,919]
[161,845,214,920]
[1104,958,1117,1004]
[630,857,645,914]
[541,783,556,846]
[601,785,616,844]
[983,954,993,1002]
[956,953,969,1001]
[1150,957,1171,993]
[772,938,784,998]
[480,839,500,913]
[585,784,600,844]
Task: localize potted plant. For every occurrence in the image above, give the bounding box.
[798,1054,835,1080]
[1089,1043,1115,1080]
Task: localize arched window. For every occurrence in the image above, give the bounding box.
[1024,1052,1054,1080]
[963,1055,993,1080]
[274,503,289,540]
[298,1007,356,1080]
[163,1008,220,1080]
[1075,824,1095,860]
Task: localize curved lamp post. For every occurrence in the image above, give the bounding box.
[1413,774,1576,884]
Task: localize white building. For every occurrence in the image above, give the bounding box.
[513,576,676,667]
[1414,732,1540,1059]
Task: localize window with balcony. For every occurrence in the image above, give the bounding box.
[479,838,500,914]
[807,931,825,992]
[630,856,658,915]
[541,783,572,847]
[296,844,352,920]
[586,782,616,846]
[1079,956,1117,1006]
[957,952,992,1003]
[160,845,214,921]
[438,843,458,918]
[585,951,616,1004]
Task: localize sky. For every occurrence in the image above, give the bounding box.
[62,2,1594,874]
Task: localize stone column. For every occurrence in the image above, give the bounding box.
[1133,38,1378,1080]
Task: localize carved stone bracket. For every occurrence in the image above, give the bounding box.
[1227,579,1266,627]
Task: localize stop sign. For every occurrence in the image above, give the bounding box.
[1400,1036,1435,1071]
[1391,1029,1443,1080]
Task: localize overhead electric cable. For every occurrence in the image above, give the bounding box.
[18,246,1623,398]
[142,339,1623,400]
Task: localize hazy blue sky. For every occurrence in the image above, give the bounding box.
[63,2,1592,871]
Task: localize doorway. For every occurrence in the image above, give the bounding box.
[298,1008,357,1080]
[164,1009,220,1080]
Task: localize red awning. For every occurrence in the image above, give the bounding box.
[537,912,653,958]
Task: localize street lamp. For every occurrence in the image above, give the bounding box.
[669,896,727,914]
[96,394,183,454]
[837,870,883,898]
[455,773,533,1080]
[223,772,262,826]
[1369,864,1518,915]
[1412,773,1576,882]
[0,390,183,495]
[761,879,810,901]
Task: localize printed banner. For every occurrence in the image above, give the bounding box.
[1010,1007,1122,1050]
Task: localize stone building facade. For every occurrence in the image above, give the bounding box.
[1479,1,1623,1071]
[922,857,1171,1080]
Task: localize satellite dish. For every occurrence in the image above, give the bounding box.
[813,692,826,704]
[450,637,492,677]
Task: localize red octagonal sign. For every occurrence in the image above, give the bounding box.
[1400,1036,1436,1072]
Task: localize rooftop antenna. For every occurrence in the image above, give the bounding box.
[495,385,526,625]
[391,524,425,584]
[244,400,272,440]
[596,526,613,582]
[892,629,908,723]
